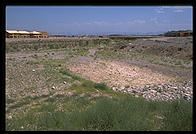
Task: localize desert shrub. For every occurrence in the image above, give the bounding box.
[55,44,60,49]
[33,45,39,51]
[49,44,55,49]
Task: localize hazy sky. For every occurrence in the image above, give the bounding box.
[6,6,193,35]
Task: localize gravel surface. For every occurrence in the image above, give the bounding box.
[113,80,193,101]
[6,36,193,102]
[67,60,175,87]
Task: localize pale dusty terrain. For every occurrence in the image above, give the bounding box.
[67,59,175,88]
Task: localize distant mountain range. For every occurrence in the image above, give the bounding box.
[49,31,167,36]
[50,30,193,36]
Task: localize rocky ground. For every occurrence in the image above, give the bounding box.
[65,36,193,101]
[6,36,193,102]
[67,57,192,101]
[112,80,192,101]
[67,59,175,88]
[5,36,193,131]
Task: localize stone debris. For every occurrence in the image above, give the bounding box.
[79,93,85,97]
[32,69,35,72]
[155,115,164,120]
[52,86,55,89]
[119,86,125,91]
[67,91,73,96]
[112,87,116,91]
[112,80,192,101]
[8,115,12,119]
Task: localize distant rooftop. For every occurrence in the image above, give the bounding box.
[6,30,42,34]
[6,30,30,34]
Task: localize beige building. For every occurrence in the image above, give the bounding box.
[6,30,48,38]
[179,30,192,37]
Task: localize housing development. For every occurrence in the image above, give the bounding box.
[6,30,48,38]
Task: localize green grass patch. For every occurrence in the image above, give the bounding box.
[6,96,192,131]
[7,99,31,112]
[69,80,110,95]
[6,98,15,104]
[59,68,82,81]
[94,83,109,90]
[7,57,16,61]
[81,80,94,88]
[29,94,51,100]
[26,61,39,65]
[71,50,89,56]
[69,80,95,94]
[125,85,130,88]
[44,97,57,103]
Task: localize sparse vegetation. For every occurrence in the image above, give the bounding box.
[6,96,192,131]
[59,68,82,81]
[6,36,192,131]
[94,83,109,90]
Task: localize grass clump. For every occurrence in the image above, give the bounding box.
[59,68,82,81]
[125,85,130,88]
[160,99,193,131]
[6,98,15,104]
[81,80,94,88]
[26,61,39,65]
[94,83,109,90]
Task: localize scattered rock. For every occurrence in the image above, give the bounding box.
[52,86,55,89]
[114,81,192,101]
[8,115,12,119]
[112,87,116,91]
[119,45,127,49]
[32,69,35,72]
[150,89,157,93]
[67,91,73,96]
[155,115,164,120]
[172,87,178,89]
[119,86,125,91]
[80,93,85,97]
[135,95,139,98]
[63,81,67,84]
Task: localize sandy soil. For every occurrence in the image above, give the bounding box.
[67,59,175,87]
